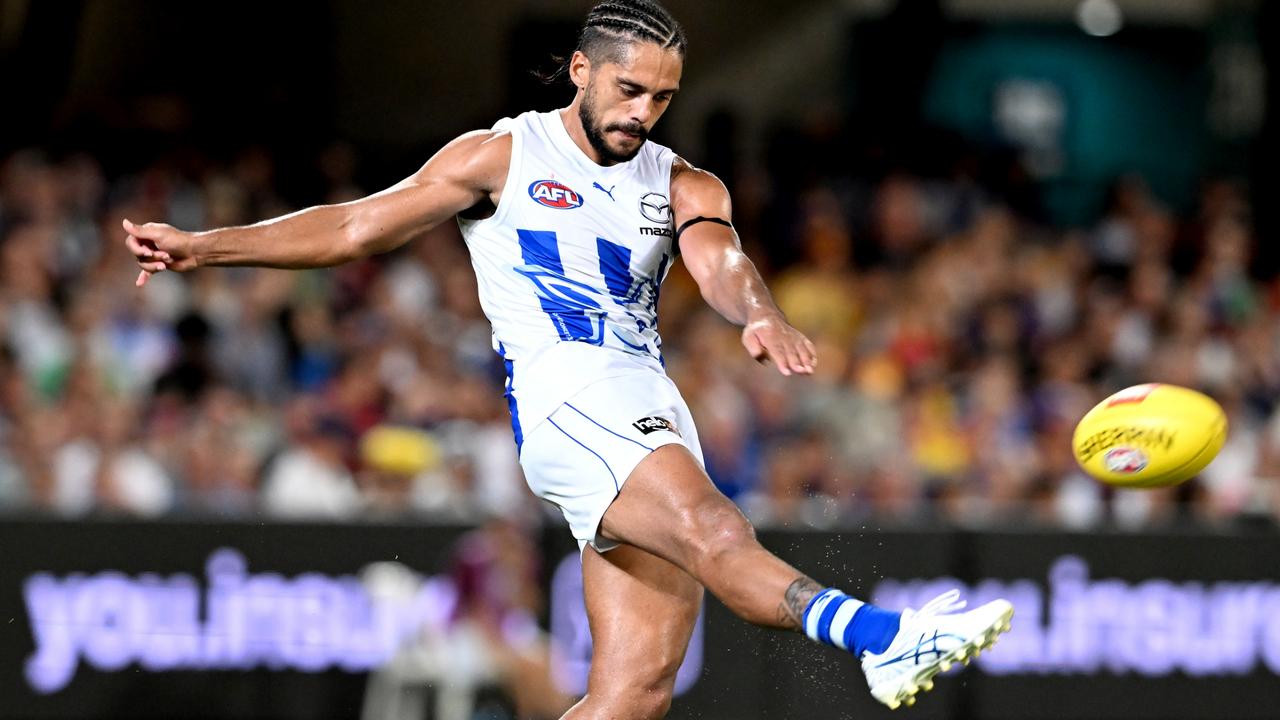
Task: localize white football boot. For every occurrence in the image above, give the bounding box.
[861,589,1013,710]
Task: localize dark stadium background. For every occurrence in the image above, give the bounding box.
[1,1,1278,719]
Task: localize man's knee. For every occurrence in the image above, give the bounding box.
[586,616,688,719]
[683,498,757,564]
[593,635,686,718]
[590,682,675,720]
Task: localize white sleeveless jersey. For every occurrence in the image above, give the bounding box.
[457,110,679,444]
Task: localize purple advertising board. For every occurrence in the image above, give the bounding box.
[1,519,1277,719]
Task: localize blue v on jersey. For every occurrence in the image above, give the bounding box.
[457,110,679,443]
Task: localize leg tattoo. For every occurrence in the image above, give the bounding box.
[777,576,823,630]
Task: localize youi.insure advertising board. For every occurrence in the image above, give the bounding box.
[2,519,1278,720]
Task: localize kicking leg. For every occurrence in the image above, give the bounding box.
[600,444,1012,710]
[561,543,702,720]
[599,443,827,630]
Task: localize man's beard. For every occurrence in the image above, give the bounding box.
[579,88,648,165]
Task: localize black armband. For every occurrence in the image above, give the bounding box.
[674,216,733,242]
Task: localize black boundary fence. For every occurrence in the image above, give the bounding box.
[2,518,1277,720]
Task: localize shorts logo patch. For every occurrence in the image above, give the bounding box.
[633,416,679,436]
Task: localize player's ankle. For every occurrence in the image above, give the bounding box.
[801,588,901,656]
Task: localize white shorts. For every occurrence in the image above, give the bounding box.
[519,369,704,552]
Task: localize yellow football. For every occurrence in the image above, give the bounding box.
[1072,383,1228,488]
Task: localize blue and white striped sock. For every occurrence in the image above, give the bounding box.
[802,588,901,656]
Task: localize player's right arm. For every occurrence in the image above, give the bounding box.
[125,130,510,287]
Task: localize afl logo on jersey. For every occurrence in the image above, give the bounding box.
[529,180,584,209]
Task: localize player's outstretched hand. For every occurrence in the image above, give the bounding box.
[123,219,199,287]
[742,314,816,376]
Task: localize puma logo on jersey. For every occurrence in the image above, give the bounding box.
[639,192,670,223]
[592,182,617,201]
[529,180,584,209]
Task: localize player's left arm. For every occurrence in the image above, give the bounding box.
[670,157,815,376]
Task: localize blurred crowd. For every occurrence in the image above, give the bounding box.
[1,131,1277,532]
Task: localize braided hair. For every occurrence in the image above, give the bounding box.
[542,1,686,82]
[580,0,687,62]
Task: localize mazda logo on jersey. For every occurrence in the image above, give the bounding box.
[639,193,670,224]
[529,180,584,209]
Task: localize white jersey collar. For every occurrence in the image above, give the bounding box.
[544,110,643,180]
